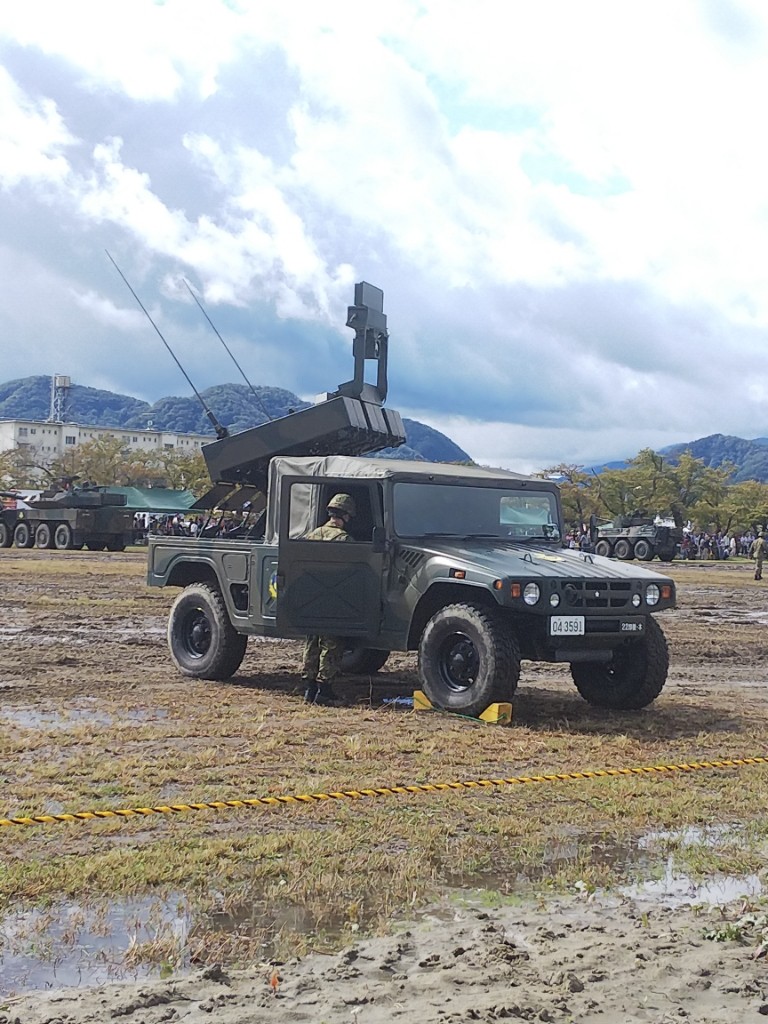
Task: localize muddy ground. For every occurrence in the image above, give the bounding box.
[1,552,767,1023]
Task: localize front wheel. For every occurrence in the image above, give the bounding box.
[570,617,669,710]
[657,547,676,561]
[418,603,520,718]
[168,583,247,680]
[341,645,390,675]
[633,539,654,561]
[0,522,11,548]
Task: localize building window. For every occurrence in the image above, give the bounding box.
[30,428,36,435]
[132,436,138,443]
[18,427,28,437]
[164,443,174,450]
[65,436,76,445]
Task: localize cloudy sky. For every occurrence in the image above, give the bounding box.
[2,0,768,472]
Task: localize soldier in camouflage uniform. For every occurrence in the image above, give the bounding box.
[750,528,766,581]
[301,493,356,704]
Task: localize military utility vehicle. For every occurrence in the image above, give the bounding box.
[592,513,683,562]
[0,480,134,551]
[148,283,677,715]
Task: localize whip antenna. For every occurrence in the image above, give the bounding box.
[106,251,228,439]
[183,278,274,423]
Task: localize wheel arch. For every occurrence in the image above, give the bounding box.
[407,582,498,649]
[165,558,221,590]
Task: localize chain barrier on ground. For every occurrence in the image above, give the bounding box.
[2,755,767,830]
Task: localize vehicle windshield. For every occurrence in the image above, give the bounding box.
[393,483,561,542]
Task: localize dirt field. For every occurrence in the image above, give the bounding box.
[1,551,767,1023]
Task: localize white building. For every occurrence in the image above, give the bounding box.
[0,418,213,462]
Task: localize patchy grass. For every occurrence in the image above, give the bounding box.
[0,553,767,968]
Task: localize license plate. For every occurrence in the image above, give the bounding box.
[550,615,585,636]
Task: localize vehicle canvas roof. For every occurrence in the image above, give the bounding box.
[264,455,548,545]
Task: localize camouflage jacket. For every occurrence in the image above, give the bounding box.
[305,523,350,542]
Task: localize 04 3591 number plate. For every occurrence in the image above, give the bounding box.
[550,616,585,636]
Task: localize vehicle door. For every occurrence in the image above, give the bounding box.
[275,477,385,637]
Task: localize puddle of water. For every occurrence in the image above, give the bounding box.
[2,699,168,730]
[0,895,189,996]
[1,823,764,996]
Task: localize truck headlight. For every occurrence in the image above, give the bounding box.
[646,584,660,606]
[632,593,642,608]
[549,592,560,608]
[523,583,540,606]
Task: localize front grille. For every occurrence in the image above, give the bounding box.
[559,580,632,610]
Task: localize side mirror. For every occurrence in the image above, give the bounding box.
[371,525,387,553]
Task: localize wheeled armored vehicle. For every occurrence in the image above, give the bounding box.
[592,513,683,562]
[0,481,134,551]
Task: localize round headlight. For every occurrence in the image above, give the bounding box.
[646,584,660,606]
[632,593,642,608]
[523,582,540,606]
[549,592,560,608]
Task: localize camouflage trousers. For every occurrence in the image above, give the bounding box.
[302,635,343,683]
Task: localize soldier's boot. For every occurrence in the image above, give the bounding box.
[303,682,319,703]
[314,682,339,706]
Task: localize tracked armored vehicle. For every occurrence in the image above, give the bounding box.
[0,481,134,551]
[148,283,677,714]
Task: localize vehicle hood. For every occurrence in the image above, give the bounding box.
[412,540,674,581]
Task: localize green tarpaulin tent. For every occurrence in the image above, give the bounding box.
[103,486,197,513]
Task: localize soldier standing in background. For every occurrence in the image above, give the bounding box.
[301,493,357,705]
[750,528,766,581]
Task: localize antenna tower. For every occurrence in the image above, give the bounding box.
[49,375,71,423]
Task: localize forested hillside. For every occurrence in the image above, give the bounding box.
[0,376,470,464]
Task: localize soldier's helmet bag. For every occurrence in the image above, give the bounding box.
[327,493,356,517]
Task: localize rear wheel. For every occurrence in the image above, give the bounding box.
[633,539,653,561]
[418,603,520,718]
[13,522,33,548]
[106,538,126,552]
[613,538,633,560]
[570,618,669,709]
[85,541,106,551]
[54,524,73,550]
[168,583,247,680]
[0,522,13,548]
[34,523,54,548]
[594,539,612,558]
[341,645,390,675]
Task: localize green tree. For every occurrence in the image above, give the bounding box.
[537,464,601,529]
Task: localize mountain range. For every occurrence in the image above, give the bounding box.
[588,434,768,482]
[0,376,471,464]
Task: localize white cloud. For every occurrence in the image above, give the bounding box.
[2,0,768,469]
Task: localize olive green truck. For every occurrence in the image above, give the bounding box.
[147,283,676,716]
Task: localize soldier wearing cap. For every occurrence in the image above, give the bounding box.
[301,493,356,704]
[750,527,766,581]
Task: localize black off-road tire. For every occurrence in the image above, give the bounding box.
[54,524,73,550]
[34,523,54,549]
[106,538,126,552]
[570,617,669,710]
[0,522,11,548]
[85,541,106,551]
[613,538,633,560]
[657,547,676,562]
[633,539,653,561]
[341,645,390,675]
[168,582,247,681]
[418,603,520,718]
[13,521,33,548]
[594,539,612,558]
